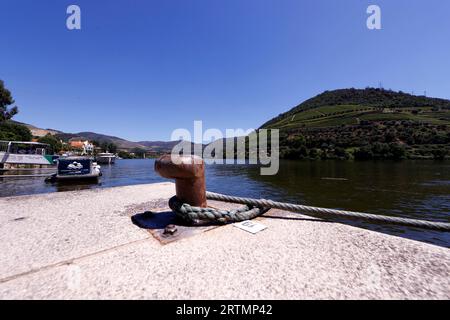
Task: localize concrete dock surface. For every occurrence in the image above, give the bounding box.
[0,182,449,299]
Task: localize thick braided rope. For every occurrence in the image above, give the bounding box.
[169,196,265,225]
[205,192,450,231]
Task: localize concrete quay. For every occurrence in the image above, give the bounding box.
[0,182,449,299]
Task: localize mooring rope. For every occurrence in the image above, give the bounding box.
[169,196,266,225]
[168,192,450,231]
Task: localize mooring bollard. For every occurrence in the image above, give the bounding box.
[155,154,207,208]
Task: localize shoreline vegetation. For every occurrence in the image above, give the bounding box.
[261,88,450,161]
[2,83,450,161]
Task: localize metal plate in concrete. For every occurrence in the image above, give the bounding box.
[131,209,222,244]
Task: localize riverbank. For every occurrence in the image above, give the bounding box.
[1,159,449,247]
[0,183,449,299]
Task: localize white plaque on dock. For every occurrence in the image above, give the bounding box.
[234,220,267,234]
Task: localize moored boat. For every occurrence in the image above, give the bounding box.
[0,141,57,170]
[45,157,101,182]
[96,152,116,164]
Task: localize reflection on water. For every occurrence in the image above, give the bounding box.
[1,159,449,247]
[0,160,164,196]
[207,160,450,247]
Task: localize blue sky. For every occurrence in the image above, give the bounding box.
[1,0,450,141]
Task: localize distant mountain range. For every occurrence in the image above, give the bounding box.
[13,88,450,160]
[14,121,182,152]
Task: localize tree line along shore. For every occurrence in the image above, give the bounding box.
[2,80,450,161]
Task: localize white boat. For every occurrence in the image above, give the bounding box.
[45,157,101,182]
[0,141,57,169]
[96,152,116,164]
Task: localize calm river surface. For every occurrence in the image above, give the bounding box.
[1,159,449,247]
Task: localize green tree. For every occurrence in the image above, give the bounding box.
[0,80,19,122]
[334,147,349,159]
[290,135,306,148]
[100,141,108,152]
[91,140,100,147]
[431,148,448,160]
[0,121,32,141]
[107,142,117,154]
[389,143,406,160]
[354,146,373,160]
[100,141,117,153]
[132,147,146,158]
[118,150,134,159]
[37,134,63,153]
[308,148,320,160]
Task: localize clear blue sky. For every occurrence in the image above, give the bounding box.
[1,0,449,141]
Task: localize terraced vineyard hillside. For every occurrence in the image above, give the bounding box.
[262,88,450,129]
[264,104,450,129]
[260,88,450,160]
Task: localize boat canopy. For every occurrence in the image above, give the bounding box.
[0,141,50,152]
[0,141,50,146]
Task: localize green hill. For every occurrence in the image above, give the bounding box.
[261,88,450,129]
[260,88,450,160]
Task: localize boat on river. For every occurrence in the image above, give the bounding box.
[0,141,57,170]
[96,152,116,164]
[45,157,101,182]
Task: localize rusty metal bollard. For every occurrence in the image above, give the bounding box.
[154,154,207,207]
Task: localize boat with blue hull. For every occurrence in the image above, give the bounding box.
[45,157,101,182]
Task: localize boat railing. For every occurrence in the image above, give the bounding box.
[0,141,51,155]
[0,141,9,153]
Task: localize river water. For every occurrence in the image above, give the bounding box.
[1,159,449,247]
